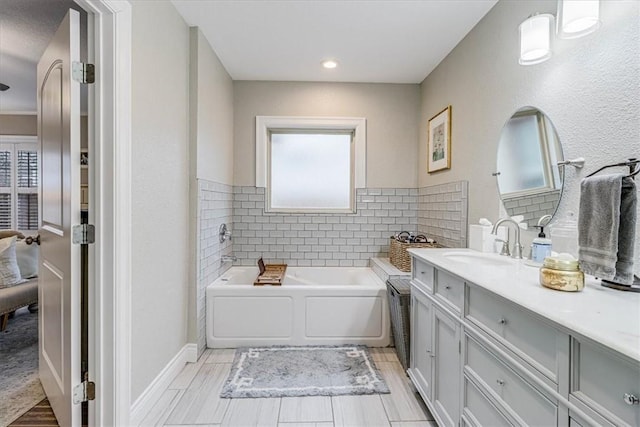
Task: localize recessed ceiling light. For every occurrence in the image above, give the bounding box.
[0,83,9,91]
[321,60,338,69]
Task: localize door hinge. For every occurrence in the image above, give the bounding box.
[73,380,95,404]
[73,224,95,244]
[72,62,95,84]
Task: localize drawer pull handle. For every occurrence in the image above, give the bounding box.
[420,271,425,274]
[445,285,451,290]
[624,393,639,405]
[496,379,505,386]
[498,318,507,325]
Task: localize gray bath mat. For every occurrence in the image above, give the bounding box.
[220,345,390,398]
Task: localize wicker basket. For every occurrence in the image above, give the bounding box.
[389,237,441,272]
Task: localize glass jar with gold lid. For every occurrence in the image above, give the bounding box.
[540,255,585,292]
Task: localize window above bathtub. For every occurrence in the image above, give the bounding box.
[256,116,366,213]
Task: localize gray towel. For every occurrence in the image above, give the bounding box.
[578,173,637,285]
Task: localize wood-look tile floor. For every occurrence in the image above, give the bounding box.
[141,347,436,427]
[9,399,59,427]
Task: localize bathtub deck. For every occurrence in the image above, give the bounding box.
[141,348,436,427]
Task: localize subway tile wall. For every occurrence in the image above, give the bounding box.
[232,187,419,266]
[196,180,468,351]
[417,181,469,248]
[197,179,234,355]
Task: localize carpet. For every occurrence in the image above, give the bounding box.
[0,307,45,427]
[220,345,390,398]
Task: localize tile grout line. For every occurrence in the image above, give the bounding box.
[376,393,392,427]
[331,396,337,427]
[215,361,232,426]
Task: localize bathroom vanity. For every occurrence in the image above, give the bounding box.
[407,248,640,427]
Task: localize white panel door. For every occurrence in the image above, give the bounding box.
[37,9,82,427]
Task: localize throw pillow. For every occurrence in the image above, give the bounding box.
[16,239,39,279]
[0,236,25,289]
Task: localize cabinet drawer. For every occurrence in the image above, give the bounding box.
[434,269,464,314]
[466,286,563,382]
[571,339,640,426]
[465,334,557,426]
[412,258,434,292]
[463,376,511,427]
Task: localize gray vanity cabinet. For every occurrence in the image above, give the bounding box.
[408,253,640,427]
[409,282,434,402]
[433,305,461,427]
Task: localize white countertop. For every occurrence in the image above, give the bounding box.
[408,248,640,363]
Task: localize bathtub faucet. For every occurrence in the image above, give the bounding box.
[221,255,237,263]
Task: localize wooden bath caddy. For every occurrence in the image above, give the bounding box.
[254,258,287,286]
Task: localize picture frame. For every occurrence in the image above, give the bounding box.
[428,105,451,173]
[80,149,88,168]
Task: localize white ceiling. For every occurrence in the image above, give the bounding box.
[0,0,86,113]
[171,0,498,84]
[0,0,497,113]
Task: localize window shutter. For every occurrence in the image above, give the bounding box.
[16,150,38,231]
[17,150,38,188]
[0,150,11,188]
[0,145,38,231]
[17,193,38,230]
[0,193,11,229]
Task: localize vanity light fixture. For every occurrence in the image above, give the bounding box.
[557,0,600,39]
[321,59,338,69]
[519,13,554,65]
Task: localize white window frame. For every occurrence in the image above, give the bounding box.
[0,135,39,232]
[256,116,366,213]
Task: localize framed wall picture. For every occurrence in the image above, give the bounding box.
[428,106,451,173]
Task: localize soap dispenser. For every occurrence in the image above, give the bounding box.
[531,225,552,263]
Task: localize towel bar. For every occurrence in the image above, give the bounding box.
[586,158,639,179]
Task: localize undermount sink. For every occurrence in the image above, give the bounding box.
[442,251,515,267]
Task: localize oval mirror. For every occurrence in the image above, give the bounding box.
[496,107,564,228]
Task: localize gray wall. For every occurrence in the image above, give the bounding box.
[419,0,640,270]
[0,114,37,135]
[233,81,420,188]
[191,29,234,185]
[188,28,235,356]
[131,0,190,403]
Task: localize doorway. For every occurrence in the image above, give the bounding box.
[0,1,89,425]
[0,0,132,425]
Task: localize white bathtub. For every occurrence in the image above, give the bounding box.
[206,267,390,348]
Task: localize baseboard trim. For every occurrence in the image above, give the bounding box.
[130,343,198,426]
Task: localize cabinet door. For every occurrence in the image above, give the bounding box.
[433,306,461,427]
[571,338,640,426]
[409,285,434,402]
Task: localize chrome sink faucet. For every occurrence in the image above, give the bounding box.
[491,218,523,259]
